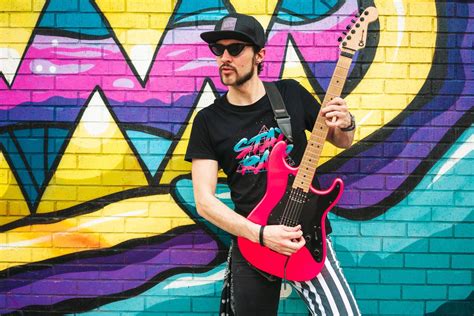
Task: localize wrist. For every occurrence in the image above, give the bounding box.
[259,225,266,246]
[340,112,355,132]
[246,222,261,243]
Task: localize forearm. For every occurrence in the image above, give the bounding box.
[196,193,260,243]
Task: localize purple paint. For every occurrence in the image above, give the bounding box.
[0,227,218,312]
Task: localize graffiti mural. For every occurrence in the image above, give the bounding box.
[0,0,472,314]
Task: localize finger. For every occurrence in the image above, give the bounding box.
[323,103,348,114]
[287,230,303,239]
[325,119,340,128]
[326,97,346,106]
[325,113,341,126]
[282,225,301,232]
[287,241,304,253]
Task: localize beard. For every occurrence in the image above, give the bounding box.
[219,62,255,87]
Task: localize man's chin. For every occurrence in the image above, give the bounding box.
[220,75,235,86]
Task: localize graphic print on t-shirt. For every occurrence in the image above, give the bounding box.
[233,125,294,174]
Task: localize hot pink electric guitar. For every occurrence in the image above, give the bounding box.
[238,7,378,281]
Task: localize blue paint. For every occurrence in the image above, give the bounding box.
[13,129,45,190]
[277,0,342,23]
[174,178,232,246]
[47,128,70,170]
[329,126,474,312]
[38,0,110,37]
[126,131,172,177]
[0,133,36,206]
[173,0,229,24]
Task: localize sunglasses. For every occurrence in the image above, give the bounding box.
[209,43,255,57]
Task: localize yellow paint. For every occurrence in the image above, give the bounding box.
[345,0,436,142]
[280,41,344,165]
[280,41,320,101]
[0,194,195,270]
[36,90,148,213]
[95,0,173,80]
[160,112,194,184]
[229,0,280,31]
[161,81,223,183]
[0,152,30,226]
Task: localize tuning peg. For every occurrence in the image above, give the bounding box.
[360,6,365,12]
[342,31,347,35]
[338,37,343,42]
[355,14,360,18]
[351,19,356,23]
[346,25,351,30]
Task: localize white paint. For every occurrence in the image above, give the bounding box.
[195,80,219,111]
[166,49,188,57]
[35,64,43,72]
[215,192,231,199]
[130,44,154,81]
[49,65,57,73]
[163,269,226,289]
[113,78,135,89]
[284,40,300,63]
[358,111,373,125]
[429,134,473,187]
[175,58,215,72]
[72,209,147,230]
[0,47,20,84]
[391,0,405,61]
[83,90,113,136]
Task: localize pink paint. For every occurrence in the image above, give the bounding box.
[0,17,349,111]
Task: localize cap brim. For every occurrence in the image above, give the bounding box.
[200,30,256,45]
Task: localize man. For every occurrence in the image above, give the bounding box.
[185,13,360,315]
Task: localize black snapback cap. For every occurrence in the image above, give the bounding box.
[200,13,266,48]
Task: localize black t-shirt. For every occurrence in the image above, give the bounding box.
[185,79,332,233]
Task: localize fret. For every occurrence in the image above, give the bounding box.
[295,55,352,186]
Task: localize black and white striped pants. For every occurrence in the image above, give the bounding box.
[220,238,360,316]
[291,238,360,316]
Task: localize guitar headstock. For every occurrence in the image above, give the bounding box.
[338,6,378,54]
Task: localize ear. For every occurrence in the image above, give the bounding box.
[255,47,265,64]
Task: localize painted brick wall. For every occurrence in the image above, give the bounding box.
[0,0,472,315]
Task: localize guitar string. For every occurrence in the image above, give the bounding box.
[279,61,350,227]
[281,188,305,227]
[280,189,296,226]
[284,190,299,226]
[281,189,297,226]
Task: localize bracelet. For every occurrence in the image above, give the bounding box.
[340,112,356,132]
[259,225,265,246]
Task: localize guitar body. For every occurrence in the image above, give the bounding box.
[237,141,344,281]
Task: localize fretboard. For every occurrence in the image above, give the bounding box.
[293,54,353,192]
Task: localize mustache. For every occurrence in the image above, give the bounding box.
[219,64,237,72]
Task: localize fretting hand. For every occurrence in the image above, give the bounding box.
[321,97,352,129]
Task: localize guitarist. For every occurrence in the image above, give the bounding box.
[185,13,359,316]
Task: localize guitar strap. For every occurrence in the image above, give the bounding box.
[263,81,293,142]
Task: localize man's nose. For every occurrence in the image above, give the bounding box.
[220,49,232,62]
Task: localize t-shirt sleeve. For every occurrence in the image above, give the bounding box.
[184,110,218,162]
[294,80,321,131]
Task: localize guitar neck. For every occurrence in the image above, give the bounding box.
[293,54,353,192]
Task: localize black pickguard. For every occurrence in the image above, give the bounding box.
[267,175,342,262]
